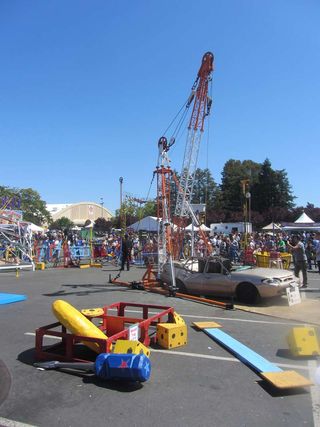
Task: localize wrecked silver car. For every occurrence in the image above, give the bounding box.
[161,256,299,303]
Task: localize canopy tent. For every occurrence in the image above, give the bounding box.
[28,223,44,232]
[282,224,320,232]
[128,216,179,232]
[262,222,282,231]
[128,216,159,232]
[294,212,314,224]
[185,223,211,232]
[281,211,320,232]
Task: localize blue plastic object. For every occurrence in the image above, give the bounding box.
[0,293,27,305]
[95,353,151,382]
[205,328,282,373]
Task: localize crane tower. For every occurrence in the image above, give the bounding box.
[174,52,214,219]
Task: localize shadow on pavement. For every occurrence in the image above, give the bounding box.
[43,283,133,297]
[276,348,319,361]
[256,379,310,397]
[17,348,143,392]
[0,359,11,406]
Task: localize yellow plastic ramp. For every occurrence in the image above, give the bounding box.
[52,300,108,353]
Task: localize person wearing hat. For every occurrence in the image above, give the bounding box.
[287,234,308,288]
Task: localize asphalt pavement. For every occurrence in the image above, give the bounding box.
[0,265,319,427]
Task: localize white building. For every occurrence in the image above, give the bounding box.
[210,222,252,235]
[47,202,113,226]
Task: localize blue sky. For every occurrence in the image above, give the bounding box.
[0,1,319,214]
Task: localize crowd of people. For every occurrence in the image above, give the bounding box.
[188,230,320,288]
[3,224,320,290]
[31,229,158,267]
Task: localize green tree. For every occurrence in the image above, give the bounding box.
[142,200,157,217]
[49,217,74,230]
[0,186,51,225]
[251,159,295,217]
[94,217,112,233]
[191,168,220,212]
[220,160,261,213]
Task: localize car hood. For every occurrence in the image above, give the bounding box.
[233,267,295,280]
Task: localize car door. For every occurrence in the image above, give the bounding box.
[179,260,203,294]
[201,259,233,296]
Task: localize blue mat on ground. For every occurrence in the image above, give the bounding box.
[205,327,282,374]
[0,293,27,305]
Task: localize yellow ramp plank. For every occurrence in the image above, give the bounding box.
[261,370,313,389]
[192,321,221,329]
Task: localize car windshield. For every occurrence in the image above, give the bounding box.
[231,265,253,272]
[182,257,256,274]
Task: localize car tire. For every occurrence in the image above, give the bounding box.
[176,279,188,294]
[236,282,258,304]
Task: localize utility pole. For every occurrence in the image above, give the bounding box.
[119,177,125,235]
[100,197,104,218]
[241,179,250,249]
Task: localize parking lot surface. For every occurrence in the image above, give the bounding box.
[0,265,319,427]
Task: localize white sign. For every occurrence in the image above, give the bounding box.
[128,324,140,341]
[286,287,301,306]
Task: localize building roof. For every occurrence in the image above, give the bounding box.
[47,202,113,225]
[47,204,72,215]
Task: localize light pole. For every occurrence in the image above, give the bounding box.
[100,197,104,218]
[119,177,124,234]
[241,179,250,249]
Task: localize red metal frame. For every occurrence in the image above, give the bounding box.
[35,302,175,363]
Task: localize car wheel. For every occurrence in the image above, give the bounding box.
[176,279,188,294]
[236,282,258,304]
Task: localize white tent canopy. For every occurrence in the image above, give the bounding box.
[29,223,44,232]
[262,222,282,231]
[185,223,211,232]
[128,216,179,232]
[128,216,159,232]
[294,212,314,224]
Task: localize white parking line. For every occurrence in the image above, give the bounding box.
[166,313,297,325]
[0,417,36,427]
[116,309,298,326]
[24,332,61,340]
[152,348,310,371]
[25,332,309,372]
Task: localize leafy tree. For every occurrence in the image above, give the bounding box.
[49,216,74,230]
[251,159,295,216]
[191,168,220,212]
[94,217,112,232]
[142,200,157,217]
[220,160,261,213]
[0,185,51,225]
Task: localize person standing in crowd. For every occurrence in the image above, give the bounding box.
[305,240,315,270]
[277,235,287,253]
[315,232,320,274]
[287,234,308,288]
[120,233,132,271]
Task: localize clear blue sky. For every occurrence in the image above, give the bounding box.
[1,1,319,214]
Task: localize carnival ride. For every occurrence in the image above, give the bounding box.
[0,197,34,271]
